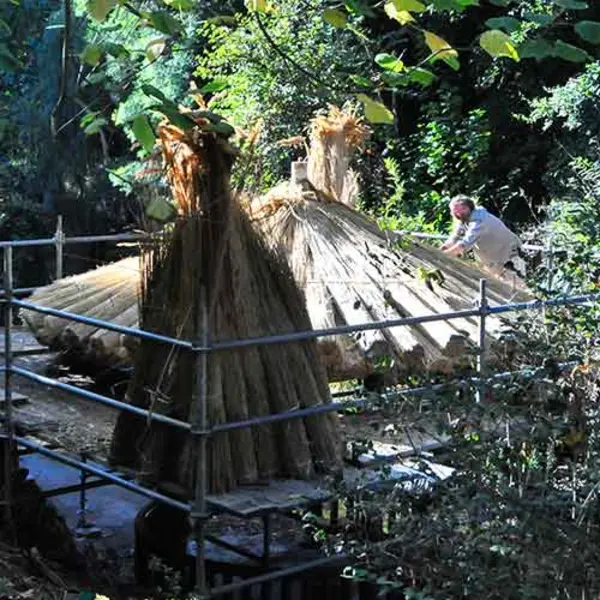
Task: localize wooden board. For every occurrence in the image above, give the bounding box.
[0,391,29,407]
[207,479,332,518]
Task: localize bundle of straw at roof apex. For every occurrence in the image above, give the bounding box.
[250,106,533,381]
[109,117,341,495]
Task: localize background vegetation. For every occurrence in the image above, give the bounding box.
[3,0,600,598]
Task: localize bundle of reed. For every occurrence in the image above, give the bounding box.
[250,106,533,380]
[109,115,341,495]
[21,257,141,365]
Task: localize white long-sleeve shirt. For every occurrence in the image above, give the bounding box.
[447,207,522,267]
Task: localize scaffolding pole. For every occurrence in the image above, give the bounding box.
[2,247,14,528]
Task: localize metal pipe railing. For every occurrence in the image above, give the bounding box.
[11,366,191,432]
[1,220,599,600]
[12,299,199,350]
[16,436,189,512]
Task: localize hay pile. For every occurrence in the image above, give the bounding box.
[249,107,532,379]
[109,116,341,495]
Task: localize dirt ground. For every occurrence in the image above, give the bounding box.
[3,327,121,458]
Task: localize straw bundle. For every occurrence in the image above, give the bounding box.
[109,116,341,495]
[249,106,533,379]
[21,257,141,365]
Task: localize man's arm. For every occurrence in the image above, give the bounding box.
[442,220,481,256]
[441,222,466,251]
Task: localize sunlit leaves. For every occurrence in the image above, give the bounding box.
[200,78,229,93]
[480,30,519,61]
[387,0,426,12]
[145,37,167,62]
[81,112,108,134]
[162,0,194,10]
[86,0,117,22]
[81,44,103,66]
[356,94,394,124]
[131,115,155,152]
[245,0,272,12]
[423,31,459,70]
[384,3,415,25]
[375,53,405,72]
[323,8,347,29]
[574,21,600,45]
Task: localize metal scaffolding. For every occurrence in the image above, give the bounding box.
[1,229,599,598]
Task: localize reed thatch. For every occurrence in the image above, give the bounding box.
[22,107,532,381]
[22,257,141,365]
[109,117,341,495]
[248,106,532,380]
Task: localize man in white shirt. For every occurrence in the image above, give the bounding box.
[440,195,525,279]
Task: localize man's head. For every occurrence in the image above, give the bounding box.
[449,195,475,222]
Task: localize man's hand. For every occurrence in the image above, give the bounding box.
[442,242,464,257]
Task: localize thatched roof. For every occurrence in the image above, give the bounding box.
[109,118,340,495]
[22,107,532,381]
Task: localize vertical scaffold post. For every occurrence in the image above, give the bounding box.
[192,286,209,597]
[2,246,15,527]
[476,279,488,404]
[55,215,64,280]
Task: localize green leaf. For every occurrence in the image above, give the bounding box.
[349,74,374,88]
[523,12,553,26]
[0,45,20,72]
[83,117,108,135]
[162,0,194,9]
[553,0,588,8]
[575,21,600,44]
[9,0,20,5]
[81,44,103,66]
[151,104,196,130]
[145,37,167,61]
[245,0,270,12]
[142,84,175,106]
[0,19,12,37]
[375,53,404,72]
[86,0,117,22]
[480,30,519,60]
[384,2,415,24]
[212,122,236,137]
[424,30,459,67]
[323,8,348,28]
[356,94,394,125]
[485,17,521,33]
[131,115,156,152]
[518,38,554,59]
[103,42,129,58]
[408,67,436,86]
[199,78,229,93]
[344,0,376,17]
[148,11,181,35]
[387,0,426,12]
[553,39,590,62]
[146,196,176,222]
